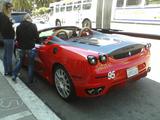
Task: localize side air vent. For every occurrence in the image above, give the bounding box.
[109,44,145,59]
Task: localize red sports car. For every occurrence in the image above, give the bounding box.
[15,26,151,101]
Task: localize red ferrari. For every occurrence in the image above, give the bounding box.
[15,26,151,101]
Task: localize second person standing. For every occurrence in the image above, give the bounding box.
[12,13,39,83]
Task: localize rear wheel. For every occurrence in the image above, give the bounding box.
[82,19,92,28]
[54,65,76,101]
[55,20,61,26]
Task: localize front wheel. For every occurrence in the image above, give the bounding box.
[54,65,76,101]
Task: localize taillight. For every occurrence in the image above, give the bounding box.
[87,55,97,65]
[99,54,107,63]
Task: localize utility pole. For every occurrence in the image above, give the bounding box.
[96,0,113,29]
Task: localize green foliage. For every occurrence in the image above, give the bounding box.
[39,7,50,14]
[32,7,50,16]
[146,0,160,4]
[12,0,60,12]
[12,0,32,11]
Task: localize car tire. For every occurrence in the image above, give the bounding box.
[54,65,76,101]
[56,20,61,26]
[82,19,92,28]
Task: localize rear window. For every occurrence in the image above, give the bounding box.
[11,12,27,23]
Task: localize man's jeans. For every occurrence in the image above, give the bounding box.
[13,49,36,82]
[3,39,14,74]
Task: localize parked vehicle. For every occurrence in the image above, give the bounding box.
[49,0,112,29]
[11,12,27,28]
[111,0,160,36]
[15,26,151,101]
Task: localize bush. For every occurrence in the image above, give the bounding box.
[32,7,50,16]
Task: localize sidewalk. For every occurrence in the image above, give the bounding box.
[0,60,61,120]
[0,72,37,120]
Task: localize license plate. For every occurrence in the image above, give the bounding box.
[127,67,138,78]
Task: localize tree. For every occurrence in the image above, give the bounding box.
[12,0,60,12]
[34,0,60,8]
[12,0,32,11]
[34,0,51,8]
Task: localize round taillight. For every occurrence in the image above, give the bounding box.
[99,54,107,63]
[87,55,97,65]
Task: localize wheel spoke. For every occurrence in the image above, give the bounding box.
[55,67,72,99]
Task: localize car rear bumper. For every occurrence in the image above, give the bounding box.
[73,67,150,97]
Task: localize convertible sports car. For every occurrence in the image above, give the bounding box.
[15,26,151,101]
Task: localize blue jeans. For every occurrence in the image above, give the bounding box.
[13,49,36,81]
[3,39,14,74]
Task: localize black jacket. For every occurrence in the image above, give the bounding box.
[16,21,39,49]
[0,13,15,39]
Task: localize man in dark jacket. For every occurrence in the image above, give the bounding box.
[12,13,39,83]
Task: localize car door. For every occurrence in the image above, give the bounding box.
[34,29,54,80]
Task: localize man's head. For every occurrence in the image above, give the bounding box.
[23,13,32,22]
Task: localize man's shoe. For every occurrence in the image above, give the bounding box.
[4,72,12,77]
[12,76,17,83]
